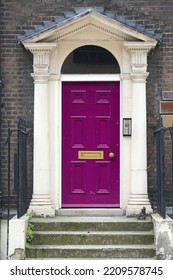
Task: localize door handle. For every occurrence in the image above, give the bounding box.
[109,152,115,158]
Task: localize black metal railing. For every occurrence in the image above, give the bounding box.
[0,118,30,220]
[17,118,28,218]
[0,79,4,218]
[0,118,31,259]
[155,118,173,219]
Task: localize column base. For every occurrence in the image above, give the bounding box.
[126,194,153,216]
[28,194,55,217]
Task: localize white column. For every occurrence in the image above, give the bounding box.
[124,42,156,216]
[120,74,132,209]
[29,74,55,217]
[126,73,152,215]
[24,43,57,217]
[48,75,60,210]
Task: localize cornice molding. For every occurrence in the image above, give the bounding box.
[23,42,57,52]
[123,41,157,52]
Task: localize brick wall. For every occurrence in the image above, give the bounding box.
[1,0,173,209]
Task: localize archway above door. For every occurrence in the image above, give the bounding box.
[61,45,120,74]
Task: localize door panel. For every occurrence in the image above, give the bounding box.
[62,81,120,207]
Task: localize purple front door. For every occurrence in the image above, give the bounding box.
[62,81,120,207]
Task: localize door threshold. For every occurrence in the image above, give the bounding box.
[56,208,124,217]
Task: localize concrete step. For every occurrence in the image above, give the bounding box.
[26,244,156,259]
[26,216,156,259]
[31,216,153,232]
[56,209,124,216]
[31,230,154,245]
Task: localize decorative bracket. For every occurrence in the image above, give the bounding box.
[23,43,57,74]
[124,42,157,73]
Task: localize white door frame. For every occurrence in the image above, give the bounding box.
[22,11,157,216]
[58,74,122,210]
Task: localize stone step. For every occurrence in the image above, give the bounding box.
[56,209,124,216]
[31,217,153,232]
[31,230,154,245]
[26,216,156,259]
[26,244,156,259]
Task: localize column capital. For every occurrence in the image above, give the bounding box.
[31,73,50,83]
[124,42,156,73]
[24,42,57,74]
[130,72,149,83]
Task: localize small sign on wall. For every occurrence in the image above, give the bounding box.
[162,115,173,127]
[162,91,173,100]
[160,101,173,114]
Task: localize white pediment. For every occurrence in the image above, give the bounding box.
[22,11,157,45]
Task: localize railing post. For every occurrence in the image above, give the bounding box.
[156,118,166,218]
[7,122,11,258]
[17,119,28,218]
[169,126,173,217]
[156,119,161,215]
[17,120,20,219]
[17,118,28,218]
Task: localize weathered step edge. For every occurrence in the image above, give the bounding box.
[31,219,153,232]
[26,244,156,259]
[31,231,154,245]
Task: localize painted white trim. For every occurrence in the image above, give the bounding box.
[59,74,122,209]
[119,80,123,210]
[61,74,121,82]
[58,81,62,209]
